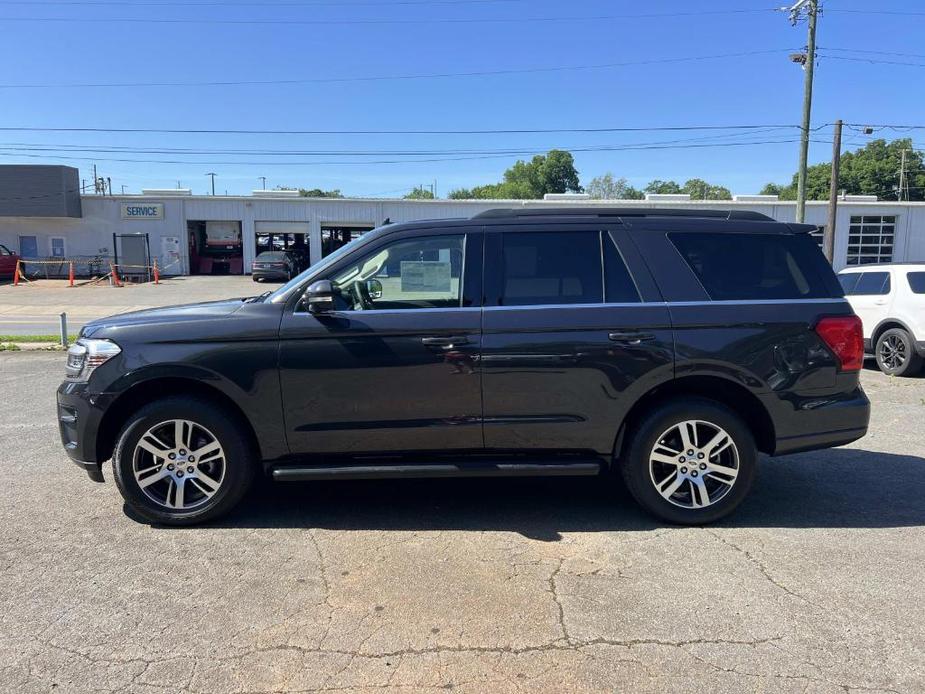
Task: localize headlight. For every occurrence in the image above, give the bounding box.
[65,339,121,382]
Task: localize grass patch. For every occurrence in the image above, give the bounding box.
[0,343,22,351]
[0,334,60,343]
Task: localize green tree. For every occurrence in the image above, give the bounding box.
[644,179,683,195]
[759,138,925,201]
[404,186,435,199]
[681,178,732,200]
[448,149,582,199]
[297,187,344,198]
[587,173,644,200]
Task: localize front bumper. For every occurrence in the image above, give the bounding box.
[57,382,116,482]
[767,385,871,456]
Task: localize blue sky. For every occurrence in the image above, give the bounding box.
[1,0,923,196]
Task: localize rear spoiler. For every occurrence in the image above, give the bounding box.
[788,223,822,235]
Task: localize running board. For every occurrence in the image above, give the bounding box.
[271,460,603,482]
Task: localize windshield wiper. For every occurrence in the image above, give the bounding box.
[245,291,272,304]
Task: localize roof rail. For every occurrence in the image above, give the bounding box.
[470,207,775,222]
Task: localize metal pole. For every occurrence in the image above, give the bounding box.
[795,0,818,223]
[899,148,908,202]
[206,172,216,195]
[59,312,68,347]
[259,176,267,190]
[824,119,842,265]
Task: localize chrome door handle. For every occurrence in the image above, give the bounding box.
[608,332,655,345]
[422,336,470,347]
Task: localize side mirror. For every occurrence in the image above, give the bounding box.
[303,279,335,314]
[365,278,383,300]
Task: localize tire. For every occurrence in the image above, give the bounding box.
[620,398,757,525]
[875,328,923,377]
[112,396,255,525]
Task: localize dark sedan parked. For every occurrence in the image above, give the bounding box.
[251,251,298,282]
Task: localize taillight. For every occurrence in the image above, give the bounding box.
[815,316,864,371]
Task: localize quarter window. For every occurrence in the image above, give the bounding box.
[0,244,11,256]
[669,232,834,300]
[906,272,925,294]
[329,235,464,311]
[847,215,895,265]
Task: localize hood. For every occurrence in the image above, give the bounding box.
[80,298,249,337]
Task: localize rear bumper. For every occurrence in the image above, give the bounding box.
[57,382,115,481]
[252,269,289,281]
[767,385,870,456]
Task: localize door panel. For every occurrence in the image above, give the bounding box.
[278,230,483,455]
[481,304,673,454]
[480,225,673,455]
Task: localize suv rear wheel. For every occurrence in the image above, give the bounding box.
[875,328,923,377]
[621,398,757,524]
[112,397,255,525]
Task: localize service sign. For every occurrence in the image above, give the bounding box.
[121,203,164,220]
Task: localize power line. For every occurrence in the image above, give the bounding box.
[820,47,925,60]
[817,53,925,68]
[0,0,526,5]
[0,138,824,167]
[0,123,803,136]
[0,8,783,25]
[0,49,795,89]
[826,9,925,18]
[0,127,797,157]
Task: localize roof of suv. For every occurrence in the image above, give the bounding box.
[471,207,776,222]
[375,207,817,236]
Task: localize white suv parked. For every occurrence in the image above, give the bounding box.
[838,264,925,376]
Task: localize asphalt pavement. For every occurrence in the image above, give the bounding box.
[0,353,923,693]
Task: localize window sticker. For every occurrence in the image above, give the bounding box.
[401,261,452,292]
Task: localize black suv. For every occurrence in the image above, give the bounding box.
[57,208,870,526]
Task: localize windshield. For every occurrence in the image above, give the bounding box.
[267,226,385,303]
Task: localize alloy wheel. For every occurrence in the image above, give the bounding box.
[879,334,906,371]
[648,420,740,509]
[132,419,226,510]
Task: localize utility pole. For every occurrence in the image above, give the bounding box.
[787,0,819,223]
[824,119,842,265]
[259,176,267,190]
[206,172,217,196]
[898,148,910,201]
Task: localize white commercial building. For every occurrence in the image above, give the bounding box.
[1,169,922,275]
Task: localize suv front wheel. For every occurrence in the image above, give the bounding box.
[875,328,923,377]
[621,398,757,524]
[112,397,255,525]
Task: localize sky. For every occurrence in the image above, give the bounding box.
[1,0,923,197]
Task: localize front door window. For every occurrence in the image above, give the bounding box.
[328,235,465,311]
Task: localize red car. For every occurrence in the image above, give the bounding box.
[0,244,19,279]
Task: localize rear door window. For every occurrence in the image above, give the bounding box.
[851,272,891,296]
[668,232,836,300]
[907,272,925,294]
[500,231,603,306]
